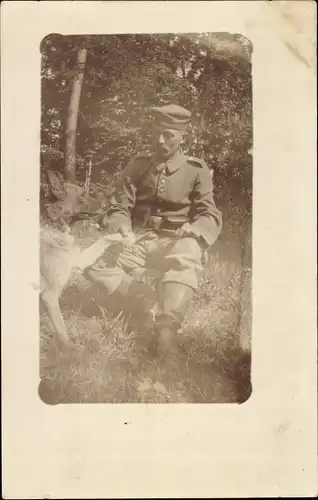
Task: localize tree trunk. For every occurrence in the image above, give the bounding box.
[65,47,87,182]
[198,33,213,157]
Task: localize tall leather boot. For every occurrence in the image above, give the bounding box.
[154,282,194,360]
[114,277,157,338]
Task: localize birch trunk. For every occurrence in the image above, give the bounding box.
[65,47,87,182]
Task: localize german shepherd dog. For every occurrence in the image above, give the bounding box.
[40,170,129,350]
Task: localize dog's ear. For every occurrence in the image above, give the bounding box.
[64,181,84,200]
[46,169,66,200]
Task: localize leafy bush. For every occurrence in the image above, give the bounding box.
[41,32,252,211]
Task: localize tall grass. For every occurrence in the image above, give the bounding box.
[39,193,252,404]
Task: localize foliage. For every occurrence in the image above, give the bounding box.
[41,32,253,206]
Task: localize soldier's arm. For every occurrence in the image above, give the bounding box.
[190,163,223,247]
[105,159,137,234]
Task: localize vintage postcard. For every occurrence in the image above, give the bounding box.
[1,1,317,498]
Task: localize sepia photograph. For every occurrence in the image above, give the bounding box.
[2,1,317,498]
[39,32,253,405]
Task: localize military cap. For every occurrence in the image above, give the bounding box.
[151,104,191,131]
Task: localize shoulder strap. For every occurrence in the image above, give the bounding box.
[133,152,153,184]
[186,156,205,168]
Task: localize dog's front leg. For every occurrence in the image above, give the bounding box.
[41,289,77,349]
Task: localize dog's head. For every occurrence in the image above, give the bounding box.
[44,170,103,230]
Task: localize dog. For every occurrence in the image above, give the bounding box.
[40,170,132,350]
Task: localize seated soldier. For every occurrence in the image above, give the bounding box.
[85,104,223,361]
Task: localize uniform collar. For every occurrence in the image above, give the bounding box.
[165,148,186,173]
[151,148,186,174]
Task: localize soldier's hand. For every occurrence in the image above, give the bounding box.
[118,225,130,237]
[176,222,201,240]
[122,231,136,247]
[116,226,135,246]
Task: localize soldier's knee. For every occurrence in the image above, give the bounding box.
[83,264,130,295]
[163,238,203,286]
[168,237,202,265]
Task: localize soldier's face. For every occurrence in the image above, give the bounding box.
[152,128,183,159]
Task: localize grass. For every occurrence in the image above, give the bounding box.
[39,211,252,405]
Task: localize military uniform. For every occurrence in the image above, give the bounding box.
[86,105,223,358]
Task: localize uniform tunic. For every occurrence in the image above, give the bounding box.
[106,148,222,247]
[87,149,223,303]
